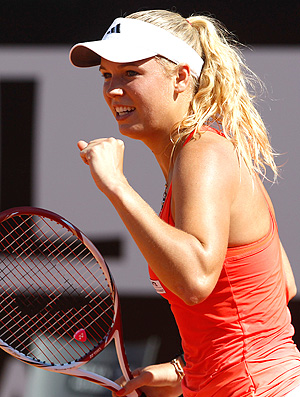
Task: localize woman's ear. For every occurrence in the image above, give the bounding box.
[174,64,191,93]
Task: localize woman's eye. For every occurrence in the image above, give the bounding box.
[100,70,138,79]
[126,70,138,77]
[101,72,111,80]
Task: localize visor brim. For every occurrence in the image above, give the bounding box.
[70,41,157,67]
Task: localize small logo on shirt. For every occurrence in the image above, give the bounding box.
[150,279,166,294]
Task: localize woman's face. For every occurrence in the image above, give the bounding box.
[100,57,185,147]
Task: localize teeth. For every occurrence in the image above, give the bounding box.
[115,106,135,116]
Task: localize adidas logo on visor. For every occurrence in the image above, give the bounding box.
[106,23,121,35]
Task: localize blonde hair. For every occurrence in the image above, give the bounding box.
[127,10,278,179]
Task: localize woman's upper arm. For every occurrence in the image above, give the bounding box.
[171,136,238,288]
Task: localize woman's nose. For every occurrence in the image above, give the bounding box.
[104,79,124,98]
[107,87,123,97]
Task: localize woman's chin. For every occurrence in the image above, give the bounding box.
[118,124,146,140]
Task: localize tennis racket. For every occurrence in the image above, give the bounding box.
[0,206,146,397]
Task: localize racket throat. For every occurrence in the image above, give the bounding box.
[114,330,133,382]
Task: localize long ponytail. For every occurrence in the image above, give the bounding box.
[127,10,278,179]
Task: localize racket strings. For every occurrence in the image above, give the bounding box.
[0,229,92,362]
[0,224,113,360]
[0,213,115,365]
[30,215,116,340]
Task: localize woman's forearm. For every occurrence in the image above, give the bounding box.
[106,180,221,304]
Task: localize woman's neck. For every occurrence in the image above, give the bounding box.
[152,139,174,183]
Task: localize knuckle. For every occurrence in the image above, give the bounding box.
[116,139,125,148]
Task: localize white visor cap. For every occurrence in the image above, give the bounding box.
[69,17,204,78]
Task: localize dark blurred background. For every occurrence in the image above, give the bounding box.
[0,0,300,45]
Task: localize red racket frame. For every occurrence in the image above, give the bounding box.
[0,207,144,396]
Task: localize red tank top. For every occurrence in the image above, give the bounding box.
[148,129,300,396]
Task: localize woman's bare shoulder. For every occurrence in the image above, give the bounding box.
[173,130,240,184]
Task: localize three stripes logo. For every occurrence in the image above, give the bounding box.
[106,23,121,35]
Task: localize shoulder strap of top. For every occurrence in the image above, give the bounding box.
[183,130,195,146]
[183,126,225,148]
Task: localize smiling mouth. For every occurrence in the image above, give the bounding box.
[115,106,135,116]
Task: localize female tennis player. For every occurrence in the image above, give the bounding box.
[70,9,300,397]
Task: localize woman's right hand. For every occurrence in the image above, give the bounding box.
[112,362,183,397]
[77,138,128,196]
